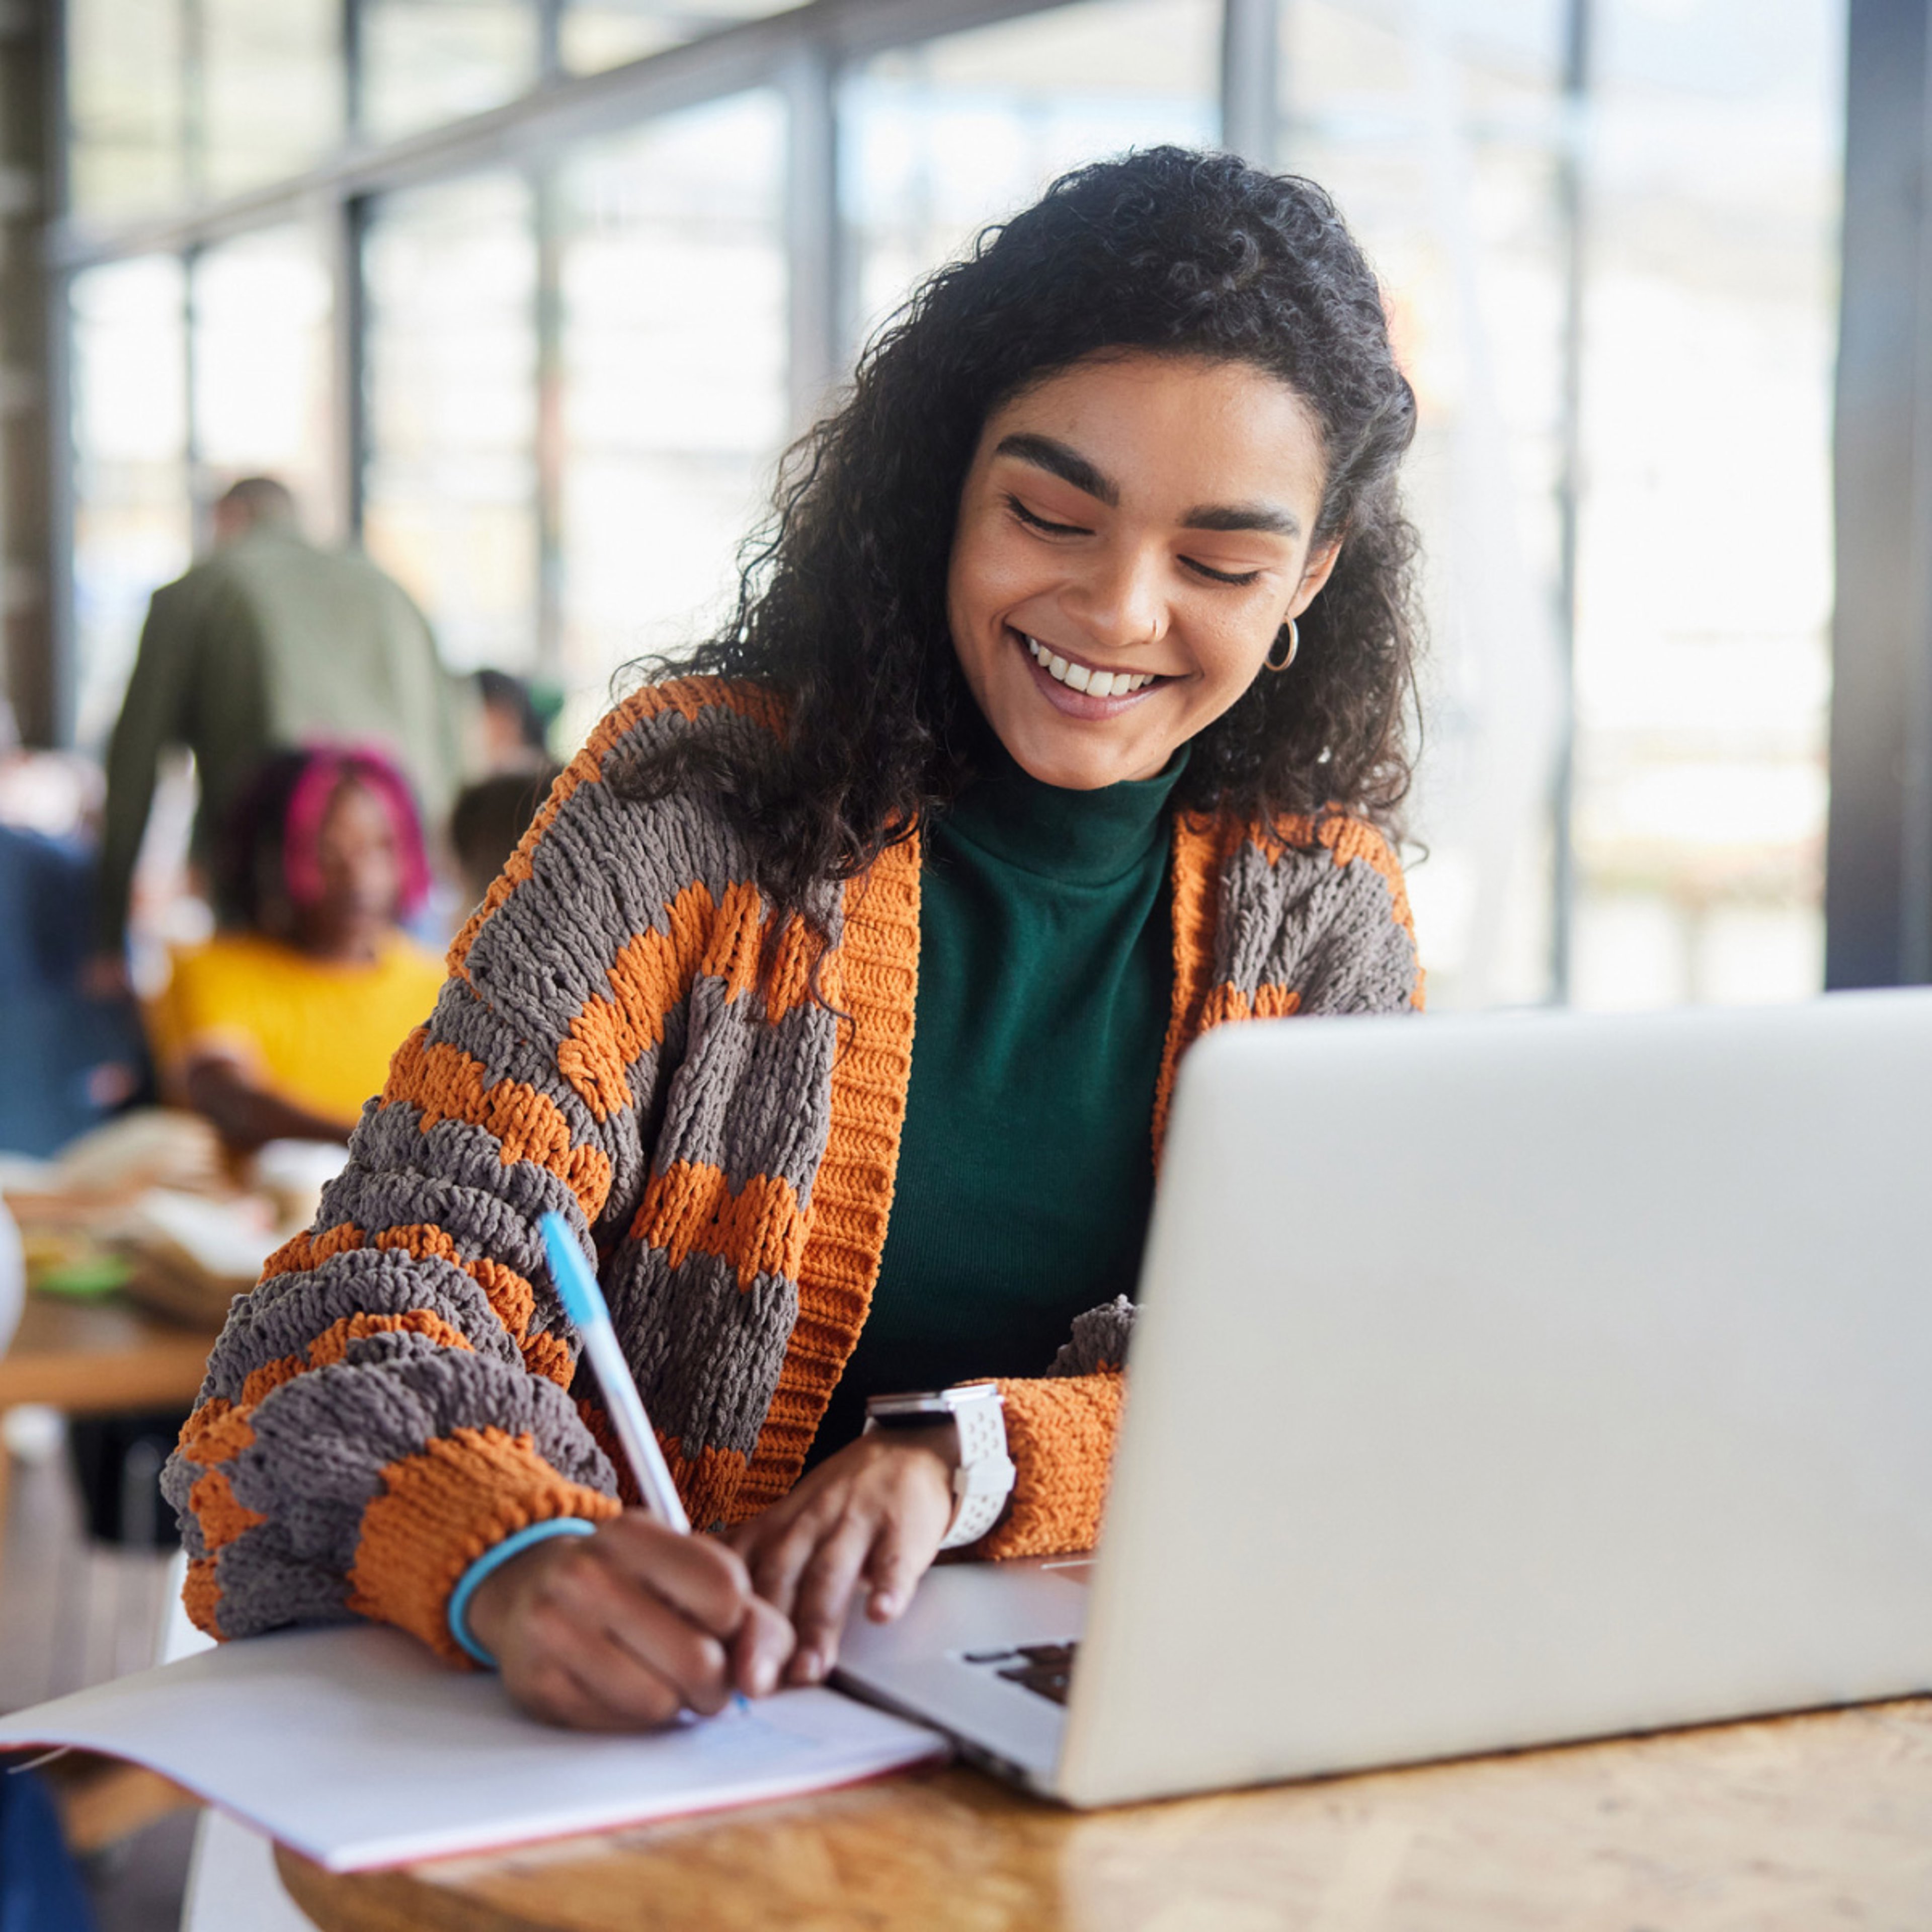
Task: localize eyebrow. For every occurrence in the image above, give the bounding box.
[1180,501,1302,538]
[993,431,1301,538]
[995,433,1117,507]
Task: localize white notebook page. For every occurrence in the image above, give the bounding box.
[0,1623,948,1871]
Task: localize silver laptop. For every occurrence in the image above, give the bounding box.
[837,990,1932,1807]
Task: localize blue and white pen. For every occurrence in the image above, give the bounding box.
[538,1211,691,1535]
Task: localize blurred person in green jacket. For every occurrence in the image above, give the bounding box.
[91,476,466,978]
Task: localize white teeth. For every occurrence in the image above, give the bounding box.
[1022,635,1155,698]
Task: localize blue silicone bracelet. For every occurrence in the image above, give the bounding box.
[447,1518,598,1667]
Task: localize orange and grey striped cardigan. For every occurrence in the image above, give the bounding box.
[164,679,1423,1662]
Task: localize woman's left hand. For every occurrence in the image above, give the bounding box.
[723,1428,955,1686]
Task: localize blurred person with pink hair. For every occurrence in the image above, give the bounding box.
[147,746,445,1152]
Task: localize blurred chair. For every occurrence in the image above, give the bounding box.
[0,823,148,1158]
[0,1755,97,1931]
[157,1549,312,1932]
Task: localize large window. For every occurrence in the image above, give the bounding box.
[199,0,344,199]
[843,0,1221,350]
[68,257,191,748]
[190,225,337,535]
[52,0,1849,1013]
[362,173,540,674]
[360,0,542,140]
[65,0,343,217]
[1281,0,1571,1010]
[1275,0,1843,1010]
[1569,0,1842,1008]
[64,2,189,217]
[562,0,808,73]
[558,93,789,702]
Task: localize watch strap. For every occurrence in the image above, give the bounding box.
[864,1385,1015,1550]
[938,1388,1015,1550]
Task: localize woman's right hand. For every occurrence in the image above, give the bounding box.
[463,1513,795,1730]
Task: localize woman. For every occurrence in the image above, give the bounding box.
[164,149,1422,1731]
[147,746,444,1150]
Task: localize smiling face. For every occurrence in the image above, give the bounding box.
[945,351,1341,790]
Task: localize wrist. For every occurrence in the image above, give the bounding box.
[450,1518,597,1666]
[878,1421,956,1464]
[864,1385,1014,1550]
[881,1425,958,1512]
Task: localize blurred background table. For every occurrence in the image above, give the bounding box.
[276,1697,1932,1932]
[0,1292,216,1414]
[0,1292,217,1580]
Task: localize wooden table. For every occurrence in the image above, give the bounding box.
[0,1291,218,1580]
[0,1292,218,1415]
[276,1696,1932,1930]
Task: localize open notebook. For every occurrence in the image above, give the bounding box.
[0,1623,948,1871]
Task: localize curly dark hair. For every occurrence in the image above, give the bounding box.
[620,145,1421,933]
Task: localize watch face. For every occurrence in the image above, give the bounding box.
[866,1392,953,1421]
[866,1386,1003,1429]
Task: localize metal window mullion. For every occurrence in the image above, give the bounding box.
[182,0,207,204]
[1548,0,1591,1005]
[785,40,841,428]
[42,0,75,746]
[43,261,74,749]
[539,0,566,85]
[344,0,364,146]
[534,163,564,677]
[1824,0,1926,987]
[1895,6,1932,983]
[1220,0,1279,168]
[184,240,206,549]
[332,192,370,545]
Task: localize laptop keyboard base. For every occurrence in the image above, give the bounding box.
[960,1641,1079,1706]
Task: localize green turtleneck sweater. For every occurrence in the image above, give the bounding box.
[812,744,1186,1460]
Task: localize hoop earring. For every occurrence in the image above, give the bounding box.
[1265,617,1299,674]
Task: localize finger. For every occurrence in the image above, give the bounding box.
[745,1500,841,1623]
[511,1586,697,1729]
[552,1650,685,1733]
[601,1588,735,1717]
[542,1541,736,1714]
[511,1654,677,1733]
[731,1593,796,1700]
[593,1514,754,1637]
[863,1502,947,1623]
[717,1503,781,1574]
[508,1659,600,1729]
[788,1513,876,1683]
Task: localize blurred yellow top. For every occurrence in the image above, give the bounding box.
[147,932,447,1129]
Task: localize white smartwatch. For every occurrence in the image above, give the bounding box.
[864,1383,1016,1549]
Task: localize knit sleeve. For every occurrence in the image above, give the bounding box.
[976,1372,1124,1560]
[160,976,633,1662]
[159,685,759,1661]
[977,814,1427,1562]
[959,1298,1138,1561]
